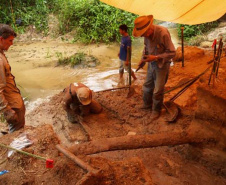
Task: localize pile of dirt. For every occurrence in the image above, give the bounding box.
[78,157,153,185]
[0,125,84,184]
[173,46,205,62]
[0,124,155,184]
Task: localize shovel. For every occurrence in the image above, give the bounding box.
[127,57,135,98]
[164,77,198,122]
[164,66,211,122]
[95,85,135,98]
[163,101,179,123]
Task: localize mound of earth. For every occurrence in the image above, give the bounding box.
[0,124,154,185]
[173,46,205,62]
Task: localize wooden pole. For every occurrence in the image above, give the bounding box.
[128,55,131,87]
[181,27,185,67]
[69,131,213,156]
[56,144,99,174]
[95,86,129,93]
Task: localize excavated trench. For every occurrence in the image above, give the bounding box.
[0,42,226,184]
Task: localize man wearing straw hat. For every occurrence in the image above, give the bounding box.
[133,15,175,122]
[62,82,102,123]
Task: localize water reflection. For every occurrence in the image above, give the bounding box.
[84,69,118,91]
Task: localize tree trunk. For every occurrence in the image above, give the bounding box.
[69,130,214,155]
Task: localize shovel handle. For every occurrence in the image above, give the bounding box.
[56,144,99,174]
[95,86,130,93]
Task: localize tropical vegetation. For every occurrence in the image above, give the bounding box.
[0,0,219,43]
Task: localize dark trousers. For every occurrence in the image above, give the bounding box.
[143,62,170,112]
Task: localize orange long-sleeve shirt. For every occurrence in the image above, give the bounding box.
[0,50,23,111]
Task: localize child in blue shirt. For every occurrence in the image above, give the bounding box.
[118,24,137,80]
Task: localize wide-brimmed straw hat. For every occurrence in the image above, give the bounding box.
[133,15,153,37]
[76,87,92,105]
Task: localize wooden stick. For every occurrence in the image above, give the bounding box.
[181,27,185,67]
[95,86,129,93]
[56,144,99,174]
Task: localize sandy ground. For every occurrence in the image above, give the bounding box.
[0,40,226,184]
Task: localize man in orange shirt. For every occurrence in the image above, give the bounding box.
[0,24,25,133]
[62,82,102,123]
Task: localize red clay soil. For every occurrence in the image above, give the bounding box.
[0,46,226,185]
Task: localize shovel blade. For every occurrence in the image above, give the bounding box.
[127,86,135,98]
[164,101,180,122]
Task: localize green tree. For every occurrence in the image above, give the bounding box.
[177,21,219,40]
[1,0,137,43]
[50,0,137,43]
[0,0,49,34]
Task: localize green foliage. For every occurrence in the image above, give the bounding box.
[0,0,136,43]
[55,51,64,64]
[0,0,49,34]
[56,52,100,67]
[187,35,206,46]
[177,21,219,40]
[50,0,137,43]
[0,0,221,44]
[0,0,137,43]
[0,113,6,123]
[70,52,85,66]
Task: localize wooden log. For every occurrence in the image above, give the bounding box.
[69,130,214,156]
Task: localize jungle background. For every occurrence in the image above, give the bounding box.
[0,0,220,44]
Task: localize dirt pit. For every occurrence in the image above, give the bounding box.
[0,46,226,184]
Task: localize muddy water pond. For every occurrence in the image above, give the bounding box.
[6,28,179,110]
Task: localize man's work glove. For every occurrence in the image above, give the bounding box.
[3,108,18,123]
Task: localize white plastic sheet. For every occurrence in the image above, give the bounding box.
[8,133,33,157]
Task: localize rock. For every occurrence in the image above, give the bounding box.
[207,26,226,41]
[218,22,226,28]
[127,131,136,136]
[200,41,213,48]
[88,62,96,67]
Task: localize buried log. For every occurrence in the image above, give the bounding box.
[69,130,215,156]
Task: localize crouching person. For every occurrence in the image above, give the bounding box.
[62,82,102,123]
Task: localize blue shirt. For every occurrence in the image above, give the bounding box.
[119,36,131,61]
